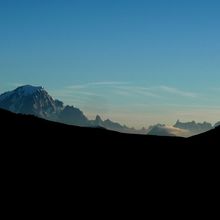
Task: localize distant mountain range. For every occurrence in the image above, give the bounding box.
[0,108,219,146]
[0,85,146,133]
[147,120,216,137]
[0,85,218,137]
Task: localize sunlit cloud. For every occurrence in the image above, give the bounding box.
[148,124,191,137]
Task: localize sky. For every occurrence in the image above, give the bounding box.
[0,0,220,128]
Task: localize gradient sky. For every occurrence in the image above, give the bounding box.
[0,0,220,127]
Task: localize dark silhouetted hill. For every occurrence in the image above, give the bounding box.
[187,125,220,144]
[1,108,219,148]
[1,108,186,147]
[1,108,218,199]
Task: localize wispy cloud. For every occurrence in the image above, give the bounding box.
[88,81,130,86]
[67,81,130,89]
[111,85,197,98]
[113,85,161,98]
[157,86,197,98]
[65,82,198,99]
[70,90,104,97]
[51,88,105,100]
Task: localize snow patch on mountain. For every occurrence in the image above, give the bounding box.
[15,85,44,96]
[0,85,62,118]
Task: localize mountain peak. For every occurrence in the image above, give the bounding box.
[0,84,59,117]
[15,85,44,96]
[95,115,102,123]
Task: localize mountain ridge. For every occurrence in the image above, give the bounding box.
[0,85,218,136]
[0,85,147,133]
[0,108,219,146]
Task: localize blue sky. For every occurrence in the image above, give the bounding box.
[0,0,220,127]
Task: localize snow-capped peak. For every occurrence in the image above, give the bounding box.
[0,85,64,118]
[15,85,44,96]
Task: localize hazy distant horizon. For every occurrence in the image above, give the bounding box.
[1,0,220,128]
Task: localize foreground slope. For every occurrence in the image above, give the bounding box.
[188,125,220,144]
[1,107,218,188]
[0,108,185,146]
[1,108,218,146]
